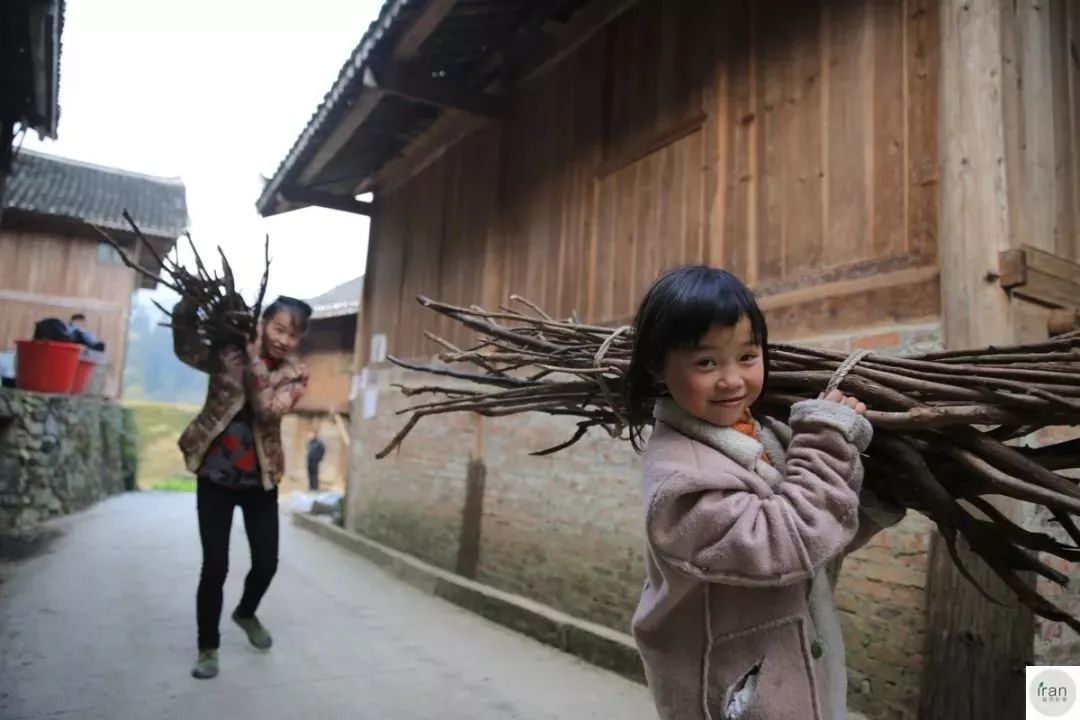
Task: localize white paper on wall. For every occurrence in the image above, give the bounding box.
[361,386,379,419]
[370,334,387,364]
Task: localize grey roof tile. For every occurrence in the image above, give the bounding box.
[307,275,364,319]
[4,148,188,239]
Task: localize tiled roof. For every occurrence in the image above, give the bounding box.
[307,275,364,320]
[4,148,188,239]
[255,0,598,217]
[1,0,64,138]
[255,0,419,215]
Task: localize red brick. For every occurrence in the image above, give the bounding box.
[854,579,895,602]
[889,586,927,610]
[854,331,903,350]
[861,563,926,589]
[851,545,899,565]
[869,645,925,672]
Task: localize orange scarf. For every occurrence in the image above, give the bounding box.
[732,410,772,466]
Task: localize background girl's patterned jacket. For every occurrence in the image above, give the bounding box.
[171,298,308,490]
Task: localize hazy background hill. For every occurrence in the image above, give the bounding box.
[122,291,207,406]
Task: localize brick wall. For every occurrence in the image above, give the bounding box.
[838,513,933,719]
[1025,426,1080,665]
[798,322,941,719]
[472,410,644,628]
[347,370,645,623]
[347,322,945,719]
[347,392,475,572]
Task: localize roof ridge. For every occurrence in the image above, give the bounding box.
[16,147,186,186]
[307,275,365,305]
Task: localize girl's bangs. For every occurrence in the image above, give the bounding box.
[655,276,766,351]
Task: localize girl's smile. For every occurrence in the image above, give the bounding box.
[657,316,765,427]
[261,312,302,360]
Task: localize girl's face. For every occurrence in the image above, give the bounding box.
[658,317,765,427]
[261,311,302,360]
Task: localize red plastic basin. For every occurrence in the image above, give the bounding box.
[15,340,82,394]
[72,359,95,394]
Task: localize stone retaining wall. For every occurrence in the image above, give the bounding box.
[0,388,135,531]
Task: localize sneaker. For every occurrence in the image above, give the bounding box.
[232,610,273,650]
[191,649,219,680]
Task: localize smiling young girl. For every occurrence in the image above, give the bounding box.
[173,296,311,680]
[624,266,903,720]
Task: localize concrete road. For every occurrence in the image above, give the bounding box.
[0,493,655,720]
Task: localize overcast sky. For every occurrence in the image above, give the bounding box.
[21,0,384,306]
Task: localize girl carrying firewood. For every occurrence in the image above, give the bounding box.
[624,266,904,720]
[173,296,310,680]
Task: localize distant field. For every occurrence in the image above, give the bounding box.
[125,401,199,491]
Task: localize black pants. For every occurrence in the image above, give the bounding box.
[196,478,279,650]
[307,464,320,491]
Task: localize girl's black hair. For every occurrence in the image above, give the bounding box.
[624,265,769,452]
[262,296,313,334]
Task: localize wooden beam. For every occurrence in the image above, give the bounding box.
[333,412,351,447]
[757,265,940,312]
[0,119,13,231]
[298,89,383,185]
[1048,308,1080,335]
[0,289,126,314]
[922,2,1033,719]
[364,65,502,118]
[596,113,705,178]
[514,0,641,86]
[392,0,458,60]
[280,188,373,216]
[998,244,1080,308]
[363,109,487,195]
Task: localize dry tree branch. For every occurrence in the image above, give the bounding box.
[87,211,272,352]
[373,294,1080,630]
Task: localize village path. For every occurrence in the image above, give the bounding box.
[0,493,655,720]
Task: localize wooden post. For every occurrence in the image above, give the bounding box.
[0,118,14,231]
[921,2,1034,718]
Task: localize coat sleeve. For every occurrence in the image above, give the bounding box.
[245,358,308,422]
[645,400,872,586]
[171,298,212,373]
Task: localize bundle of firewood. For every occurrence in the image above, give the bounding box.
[91,211,270,351]
[379,295,1080,631]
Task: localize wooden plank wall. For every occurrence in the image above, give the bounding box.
[296,314,356,413]
[0,228,137,396]
[360,0,942,361]
[1005,0,1080,263]
[368,125,502,361]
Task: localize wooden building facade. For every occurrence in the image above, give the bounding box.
[1,149,188,397]
[280,276,362,492]
[260,1,1080,717]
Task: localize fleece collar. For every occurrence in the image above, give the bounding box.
[653,397,785,487]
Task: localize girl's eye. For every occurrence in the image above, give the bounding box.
[741,353,759,363]
[695,358,717,369]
